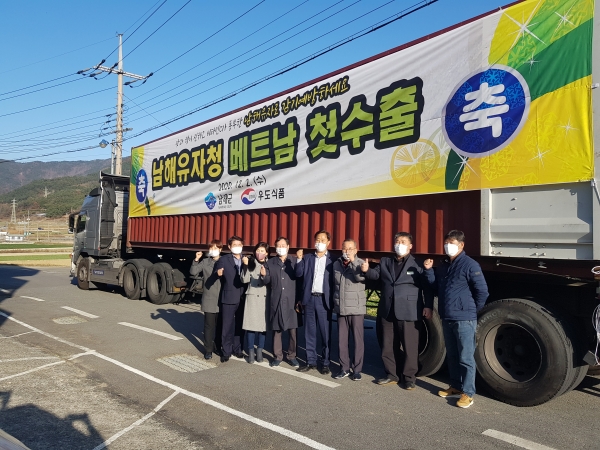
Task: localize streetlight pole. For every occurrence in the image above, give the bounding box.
[116,34,124,176]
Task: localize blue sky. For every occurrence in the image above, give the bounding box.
[0,0,510,163]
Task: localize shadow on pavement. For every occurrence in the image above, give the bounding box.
[0,266,41,329]
[150,308,206,354]
[0,391,105,450]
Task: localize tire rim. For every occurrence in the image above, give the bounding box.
[483,323,542,383]
[79,265,87,282]
[124,269,137,292]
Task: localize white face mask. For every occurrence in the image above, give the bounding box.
[394,243,409,256]
[231,246,243,255]
[208,249,220,258]
[444,243,460,257]
[342,252,350,261]
[315,242,327,253]
[276,247,288,256]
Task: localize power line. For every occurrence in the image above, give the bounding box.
[0,73,78,97]
[0,77,85,102]
[123,93,173,133]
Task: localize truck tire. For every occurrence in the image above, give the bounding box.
[76,257,90,290]
[475,298,573,406]
[588,365,600,376]
[417,299,446,377]
[146,263,175,305]
[123,265,141,300]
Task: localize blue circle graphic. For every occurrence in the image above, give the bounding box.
[205,192,216,210]
[443,66,529,157]
[135,169,148,203]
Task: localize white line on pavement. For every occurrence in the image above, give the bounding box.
[118,322,183,340]
[229,357,340,388]
[0,360,65,382]
[20,296,45,302]
[61,306,99,319]
[0,331,35,339]
[482,429,557,450]
[92,391,180,450]
[0,357,60,363]
[0,312,335,450]
[0,288,10,294]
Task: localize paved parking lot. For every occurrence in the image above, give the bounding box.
[1,265,599,449]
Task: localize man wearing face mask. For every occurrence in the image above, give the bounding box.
[362,232,433,390]
[423,230,488,408]
[333,239,367,381]
[295,230,334,374]
[214,235,248,363]
[190,239,223,360]
[261,237,300,367]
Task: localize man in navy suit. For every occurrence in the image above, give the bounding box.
[295,230,334,374]
[214,235,247,362]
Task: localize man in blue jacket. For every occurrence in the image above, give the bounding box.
[424,230,488,408]
[295,230,334,375]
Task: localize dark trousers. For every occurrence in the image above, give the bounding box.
[338,314,364,373]
[221,302,244,357]
[203,312,219,353]
[304,294,332,366]
[273,328,297,361]
[377,306,422,383]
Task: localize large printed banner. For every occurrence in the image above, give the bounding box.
[130,0,594,217]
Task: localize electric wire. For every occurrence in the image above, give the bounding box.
[0,77,86,102]
[122,93,173,133]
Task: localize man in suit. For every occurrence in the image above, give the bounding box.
[214,235,247,362]
[295,230,334,374]
[362,232,433,390]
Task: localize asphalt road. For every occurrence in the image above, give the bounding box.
[0,265,598,450]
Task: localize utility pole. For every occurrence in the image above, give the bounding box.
[44,186,48,198]
[82,34,148,175]
[10,199,16,224]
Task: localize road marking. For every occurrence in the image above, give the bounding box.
[0,331,35,339]
[61,306,99,319]
[118,322,183,340]
[0,312,335,450]
[0,356,60,362]
[482,429,557,450]
[0,351,92,382]
[20,295,45,302]
[230,357,340,388]
[92,391,180,450]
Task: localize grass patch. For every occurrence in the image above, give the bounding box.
[0,243,71,249]
[0,254,69,261]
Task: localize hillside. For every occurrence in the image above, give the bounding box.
[0,157,131,218]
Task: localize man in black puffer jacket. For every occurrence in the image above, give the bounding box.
[424,230,488,409]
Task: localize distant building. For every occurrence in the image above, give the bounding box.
[5,235,25,242]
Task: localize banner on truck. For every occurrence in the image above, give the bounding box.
[130,0,594,217]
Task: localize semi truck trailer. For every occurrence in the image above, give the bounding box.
[70,0,600,406]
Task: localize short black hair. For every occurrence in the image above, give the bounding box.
[314,230,331,241]
[444,230,465,243]
[209,239,223,249]
[394,231,412,243]
[275,236,289,246]
[253,241,269,253]
[228,235,244,246]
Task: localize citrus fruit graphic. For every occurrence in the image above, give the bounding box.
[390,139,440,188]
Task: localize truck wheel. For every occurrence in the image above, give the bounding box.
[76,258,90,290]
[475,298,573,406]
[417,300,446,377]
[588,365,600,376]
[146,263,175,305]
[123,265,141,300]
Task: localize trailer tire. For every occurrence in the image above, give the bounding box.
[146,263,175,305]
[123,265,141,300]
[417,299,446,377]
[76,257,90,290]
[475,298,572,407]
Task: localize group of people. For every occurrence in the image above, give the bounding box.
[190,229,488,408]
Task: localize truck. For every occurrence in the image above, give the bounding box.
[70,0,600,407]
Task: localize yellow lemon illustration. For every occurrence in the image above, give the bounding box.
[390,139,440,188]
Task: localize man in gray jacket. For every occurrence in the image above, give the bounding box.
[190,239,223,360]
[333,239,367,381]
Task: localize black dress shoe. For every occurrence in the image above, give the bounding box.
[204,352,212,360]
[297,364,317,372]
[404,381,416,390]
[319,366,331,375]
[375,377,398,385]
[220,355,230,363]
[234,352,244,359]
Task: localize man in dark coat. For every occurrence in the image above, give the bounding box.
[295,230,334,375]
[363,231,433,390]
[214,235,247,362]
[261,236,299,367]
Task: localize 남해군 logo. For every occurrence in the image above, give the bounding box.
[135,169,148,203]
[205,192,217,210]
[241,188,256,205]
[442,65,530,158]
